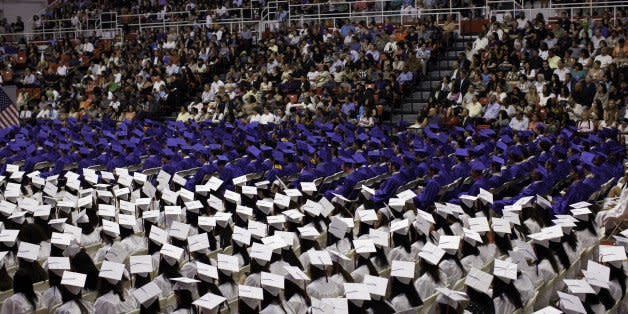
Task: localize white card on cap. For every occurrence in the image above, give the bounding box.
[195,184,211,194]
[6,164,19,173]
[391,260,415,279]
[133,282,161,307]
[17,241,40,261]
[232,226,251,246]
[48,256,71,270]
[61,271,87,288]
[224,190,241,204]
[478,188,493,204]
[282,209,305,222]
[162,190,178,205]
[557,291,586,313]
[463,228,483,244]
[172,174,186,186]
[130,255,153,274]
[165,205,182,216]
[533,306,563,314]
[493,259,517,281]
[233,175,248,186]
[261,271,284,289]
[468,217,490,233]
[570,201,591,208]
[118,175,132,187]
[197,262,219,280]
[309,250,332,266]
[492,217,511,234]
[363,274,387,296]
[142,182,156,198]
[353,239,376,254]
[599,245,627,263]
[583,260,610,289]
[99,260,124,281]
[297,225,320,240]
[459,194,477,207]
[344,283,371,300]
[439,235,461,252]
[44,182,58,197]
[514,196,534,208]
[361,185,375,198]
[208,194,224,211]
[261,235,289,251]
[185,200,203,213]
[368,228,389,247]
[98,204,115,217]
[119,200,135,214]
[198,216,216,231]
[160,243,184,262]
[396,189,416,202]
[207,176,223,191]
[256,199,274,214]
[193,292,226,310]
[283,265,309,282]
[564,279,595,295]
[168,221,190,240]
[142,210,159,220]
[419,242,445,266]
[156,170,171,184]
[149,226,168,245]
[300,182,317,193]
[238,284,263,300]
[218,254,239,272]
[214,212,231,225]
[388,198,405,211]
[241,186,257,196]
[319,197,334,217]
[188,233,210,252]
[78,195,92,208]
[390,219,409,234]
[250,242,273,262]
[102,219,120,235]
[51,232,73,247]
[356,209,377,223]
[536,194,551,208]
[63,224,82,241]
[302,199,322,217]
[247,220,267,238]
[177,188,193,202]
[465,268,493,295]
[274,193,291,208]
[266,215,286,225]
[133,172,147,184]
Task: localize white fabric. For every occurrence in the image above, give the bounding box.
[0,292,42,314]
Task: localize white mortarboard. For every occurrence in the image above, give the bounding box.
[493,259,517,282]
[208,194,224,212]
[66,180,80,192]
[329,249,351,264]
[162,190,179,205]
[250,242,273,263]
[96,189,114,201]
[133,172,147,185]
[491,217,512,236]
[298,225,320,241]
[142,182,156,198]
[217,253,239,273]
[363,274,388,297]
[156,170,171,185]
[17,241,40,262]
[193,293,226,312]
[274,193,291,209]
[236,205,253,220]
[196,262,219,282]
[5,164,18,173]
[195,183,212,195]
[241,186,257,197]
[102,220,120,237]
[438,235,461,254]
[266,215,286,229]
[184,200,203,214]
[514,241,537,262]
[135,198,151,209]
[255,180,270,189]
[119,200,135,215]
[331,193,350,206]
[463,227,483,245]
[142,210,160,223]
[47,256,71,276]
[419,242,445,266]
[232,226,251,246]
[390,260,415,284]
[557,291,586,314]
[261,271,285,291]
[553,217,577,233]
[583,260,610,289]
[168,221,190,240]
[172,174,186,186]
[99,260,125,283]
[343,283,371,303]
[301,199,322,217]
[570,207,591,220]
[468,217,490,233]
[563,279,595,295]
[285,189,302,202]
[160,243,184,265]
[133,282,161,307]
[43,182,58,197]
[599,245,627,266]
[569,201,591,209]
[458,195,477,207]
[396,189,416,202]
[51,232,74,248]
[282,209,305,223]
[198,216,216,232]
[328,216,352,239]
[356,209,377,224]
[31,175,45,188]
[300,182,317,194]
[130,255,153,275]
[529,226,563,248]
[77,195,92,208]
[533,306,563,314]
[261,234,289,253]
[61,271,87,295]
[514,196,535,208]
[215,212,232,227]
[436,287,469,307]
[256,199,274,214]
[8,211,26,224]
[164,205,182,218]
[113,186,130,198]
[502,209,521,226]
[536,194,551,208]
[390,218,410,235]
[224,190,241,204]
[477,188,493,204]
[388,198,406,212]
[118,214,137,229]
[238,284,263,308]
[465,268,493,296]
[233,175,248,186]
[353,239,376,256]
[104,242,128,264]
[247,220,267,239]
[0,201,16,217]
[309,250,333,269]
[416,208,435,224]
[311,298,348,314]
[368,228,389,248]
[188,233,210,253]
[284,265,310,283]
[63,224,82,241]
[149,226,168,245]
[98,204,116,218]
[319,197,334,217]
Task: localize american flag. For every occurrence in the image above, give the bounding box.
[0,87,19,129]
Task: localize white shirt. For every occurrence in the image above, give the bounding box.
[594,54,613,68]
[509,116,529,131]
[56,65,68,76]
[54,300,95,314]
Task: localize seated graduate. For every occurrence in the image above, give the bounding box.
[94,261,137,313]
[55,270,96,314]
[0,269,43,314]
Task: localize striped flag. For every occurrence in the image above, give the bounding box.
[0,86,19,129]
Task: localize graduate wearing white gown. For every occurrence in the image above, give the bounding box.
[0,292,43,314]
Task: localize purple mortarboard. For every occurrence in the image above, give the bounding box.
[79,147,90,155]
[208,144,221,151]
[390,156,404,168]
[112,143,123,154]
[455,148,468,157]
[353,152,367,165]
[437,133,449,144]
[501,135,513,144]
[163,148,175,158]
[26,145,36,155]
[491,156,505,165]
[588,134,601,144]
[581,152,595,167]
[472,144,485,154]
[329,133,342,144]
[247,146,262,159]
[260,145,273,153]
[569,143,582,152]
[368,151,380,158]
[166,138,178,148]
[470,160,486,172]
[44,141,55,148]
[357,133,369,142]
[568,154,579,163]
[551,145,567,156]
[59,144,71,151]
[340,156,354,165]
[217,154,229,162]
[246,135,257,143]
[133,129,144,137]
[272,151,284,163]
[479,129,496,138]
[509,146,522,157]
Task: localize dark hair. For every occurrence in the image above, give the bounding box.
[134,273,151,288]
[158,257,181,279]
[390,277,422,307]
[419,258,441,283]
[18,259,48,284]
[97,277,126,301]
[175,289,195,312]
[13,269,37,309]
[0,265,13,291]
[493,276,523,308]
[140,299,160,314]
[71,251,99,290]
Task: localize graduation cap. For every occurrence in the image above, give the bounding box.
[61,271,87,295]
[465,268,493,296]
[133,282,161,308]
[193,293,227,312]
[455,148,468,157]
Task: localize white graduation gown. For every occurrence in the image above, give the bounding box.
[41,286,63,310]
[306,277,343,299]
[81,228,102,247]
[387,247,414,262]
[461,254,484,273]
[94,291,136,314]
[0,292,42,314]
[414,272,448,300]
[478,243,498,263]
[390,294,412,312]
[493,294,516,314]
[439,259,463,286]
[260,303,287,314]
[120,234,147,256]
[53,300,95,314]
[218,281,237,301]
[281,293,307,314]
[153,274,174,298]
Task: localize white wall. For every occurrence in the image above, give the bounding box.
[0,0,48,32]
